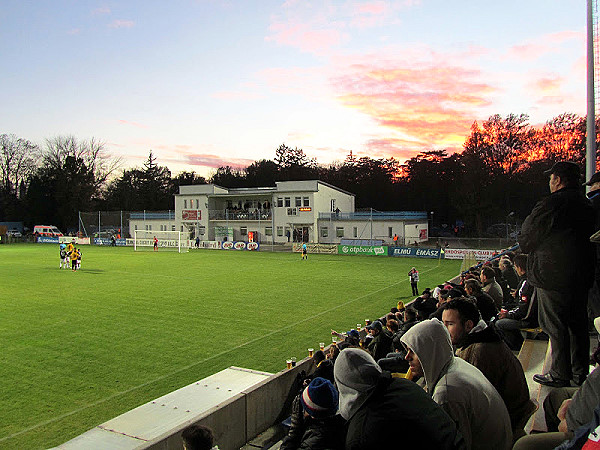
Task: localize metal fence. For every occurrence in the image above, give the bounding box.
[79,211,174,238]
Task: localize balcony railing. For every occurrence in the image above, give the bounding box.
[209,209,272,221]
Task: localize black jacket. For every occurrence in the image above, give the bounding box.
[507,275,537,326]
[367,329,393,361]
[472,292,498,322]
[519,187,596,292]
[345,373,465,450]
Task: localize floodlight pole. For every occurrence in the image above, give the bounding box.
[587,0,597,187]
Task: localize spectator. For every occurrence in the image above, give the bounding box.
[480,266,504,309]
[413,290,437,321]
[366,320,392,361]
[312,350,334,383]
[495,254,538,351]
[401,319,512,450]
[441,298,534,436]
[429,288,451,320]
[500,258,519,290]
[585,172,600,327]
[519,161,595,388]
[463,278,498,322]
[280,377,345,450]
[408,267,419,296]
[334,348,465,449]
[181,424,218,450]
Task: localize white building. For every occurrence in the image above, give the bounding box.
[129,180,429,245]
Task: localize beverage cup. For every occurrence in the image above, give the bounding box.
[319,342,325,351]
[286,359,292,369]
[308,348,314,357]
[357,323,361,331]
[291,357,297,367]
[332,336,337,344]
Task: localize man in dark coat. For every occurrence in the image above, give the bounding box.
[519,161,596,387]
[365,320,392,361]
[334,348,465,450]
[585,172,600,323]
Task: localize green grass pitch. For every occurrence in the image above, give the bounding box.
[0,243,461,448]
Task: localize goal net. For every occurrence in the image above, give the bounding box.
[460,250,477,273]
[134,230,182,252]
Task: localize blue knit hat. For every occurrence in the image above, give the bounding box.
[300,377,339,418]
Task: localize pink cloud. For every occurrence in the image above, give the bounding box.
[108,19,135,29]
[530,75,564,95]
[118,119,148,129]
[265,22,344,54]
[504,29,583,61]
[332,62,496,148]
[92,7,111,15]
[183,154,255,170]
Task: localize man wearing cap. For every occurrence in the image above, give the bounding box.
[519,161,596,388]
[366,320,392,361]
[280,377,345,450]
[585,172,600,324]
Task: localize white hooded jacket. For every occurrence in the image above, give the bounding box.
[400,319,512,450]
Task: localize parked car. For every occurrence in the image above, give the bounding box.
[7,229,22,238]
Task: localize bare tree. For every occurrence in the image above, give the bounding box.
[0,133,39,195]
[43,135,122,190]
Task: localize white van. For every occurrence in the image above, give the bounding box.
[33,225,63,237]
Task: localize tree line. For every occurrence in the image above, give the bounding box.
[0,112,596,235]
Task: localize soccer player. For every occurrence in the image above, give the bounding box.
[153,236,158,252]
[302,242,307,260]
[76,248,82,270]
[59,244,67,269]
[70,247,79,271]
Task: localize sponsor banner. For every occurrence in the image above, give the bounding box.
[221,241,260,251]
[200,241,220,249]
[182,210,200,220]
[444,248,497,260]
[134,238,181,248]
[389,247,442,259]
[94,238,126,246]
[59,236,90,245]
[292,243,337,254]
[338,245,388,256]
[37,236,59,244]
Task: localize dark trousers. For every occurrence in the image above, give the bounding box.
[543,386,578,432]
[411,282,418,296]
[537,286,590,381]
[495,318,525,351]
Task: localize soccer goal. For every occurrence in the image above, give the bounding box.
[134,230,183,252]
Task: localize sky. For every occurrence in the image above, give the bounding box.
[0,0,587,177]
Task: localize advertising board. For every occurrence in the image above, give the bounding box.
[389,247,441,258]
[444,248,497,260]
[337,245,388,256]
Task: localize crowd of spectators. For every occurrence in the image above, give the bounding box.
[183,162,600,450]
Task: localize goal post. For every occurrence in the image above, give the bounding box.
[134,230,182,252]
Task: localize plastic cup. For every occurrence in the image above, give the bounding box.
[308,348,314,357]
[319,342,325,351]
[357,323,361,331]
[291,357,297,367]
[286,359,292,369]
[332,336,337,344]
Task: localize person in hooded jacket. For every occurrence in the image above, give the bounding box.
[400,318,512,450]
[334,347,465,450]
[441,298,534,438]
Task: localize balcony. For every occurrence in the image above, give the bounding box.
[209,209,272,221]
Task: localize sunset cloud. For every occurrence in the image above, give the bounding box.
[332,62,496,149]
[531,75,564,95]
[183,153,255,170]
[504,29,583,61]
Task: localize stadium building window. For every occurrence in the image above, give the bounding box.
[277,197,283,207]
[303,197,309,207]
[172,225,176,231]
[321,227,328,238]
[265,227,272,236]
[388,227,393,238]
[336,227,344,238]
[277,226,283,236]
[134,225,138,231]
[295,197,301,207]
[181,226,184,232]
[353,227,357,238]
[287,208,297,216]
[146,225,152,231]
[199,226,205,235]
[184,199,187,208]
[196,199,199,209]
[240,227,247,236]
[285,197,291,207]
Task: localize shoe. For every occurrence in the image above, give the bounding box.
[533,373,570,388]
[573,375,587,386]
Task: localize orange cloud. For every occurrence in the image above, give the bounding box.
[531,75,564,95]
[184,154,254,170]
[332,63,495,147]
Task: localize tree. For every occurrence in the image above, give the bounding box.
[274,143,317,180]
[0,133,39,195]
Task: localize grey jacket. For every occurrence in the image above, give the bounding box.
[401,319,512,450]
